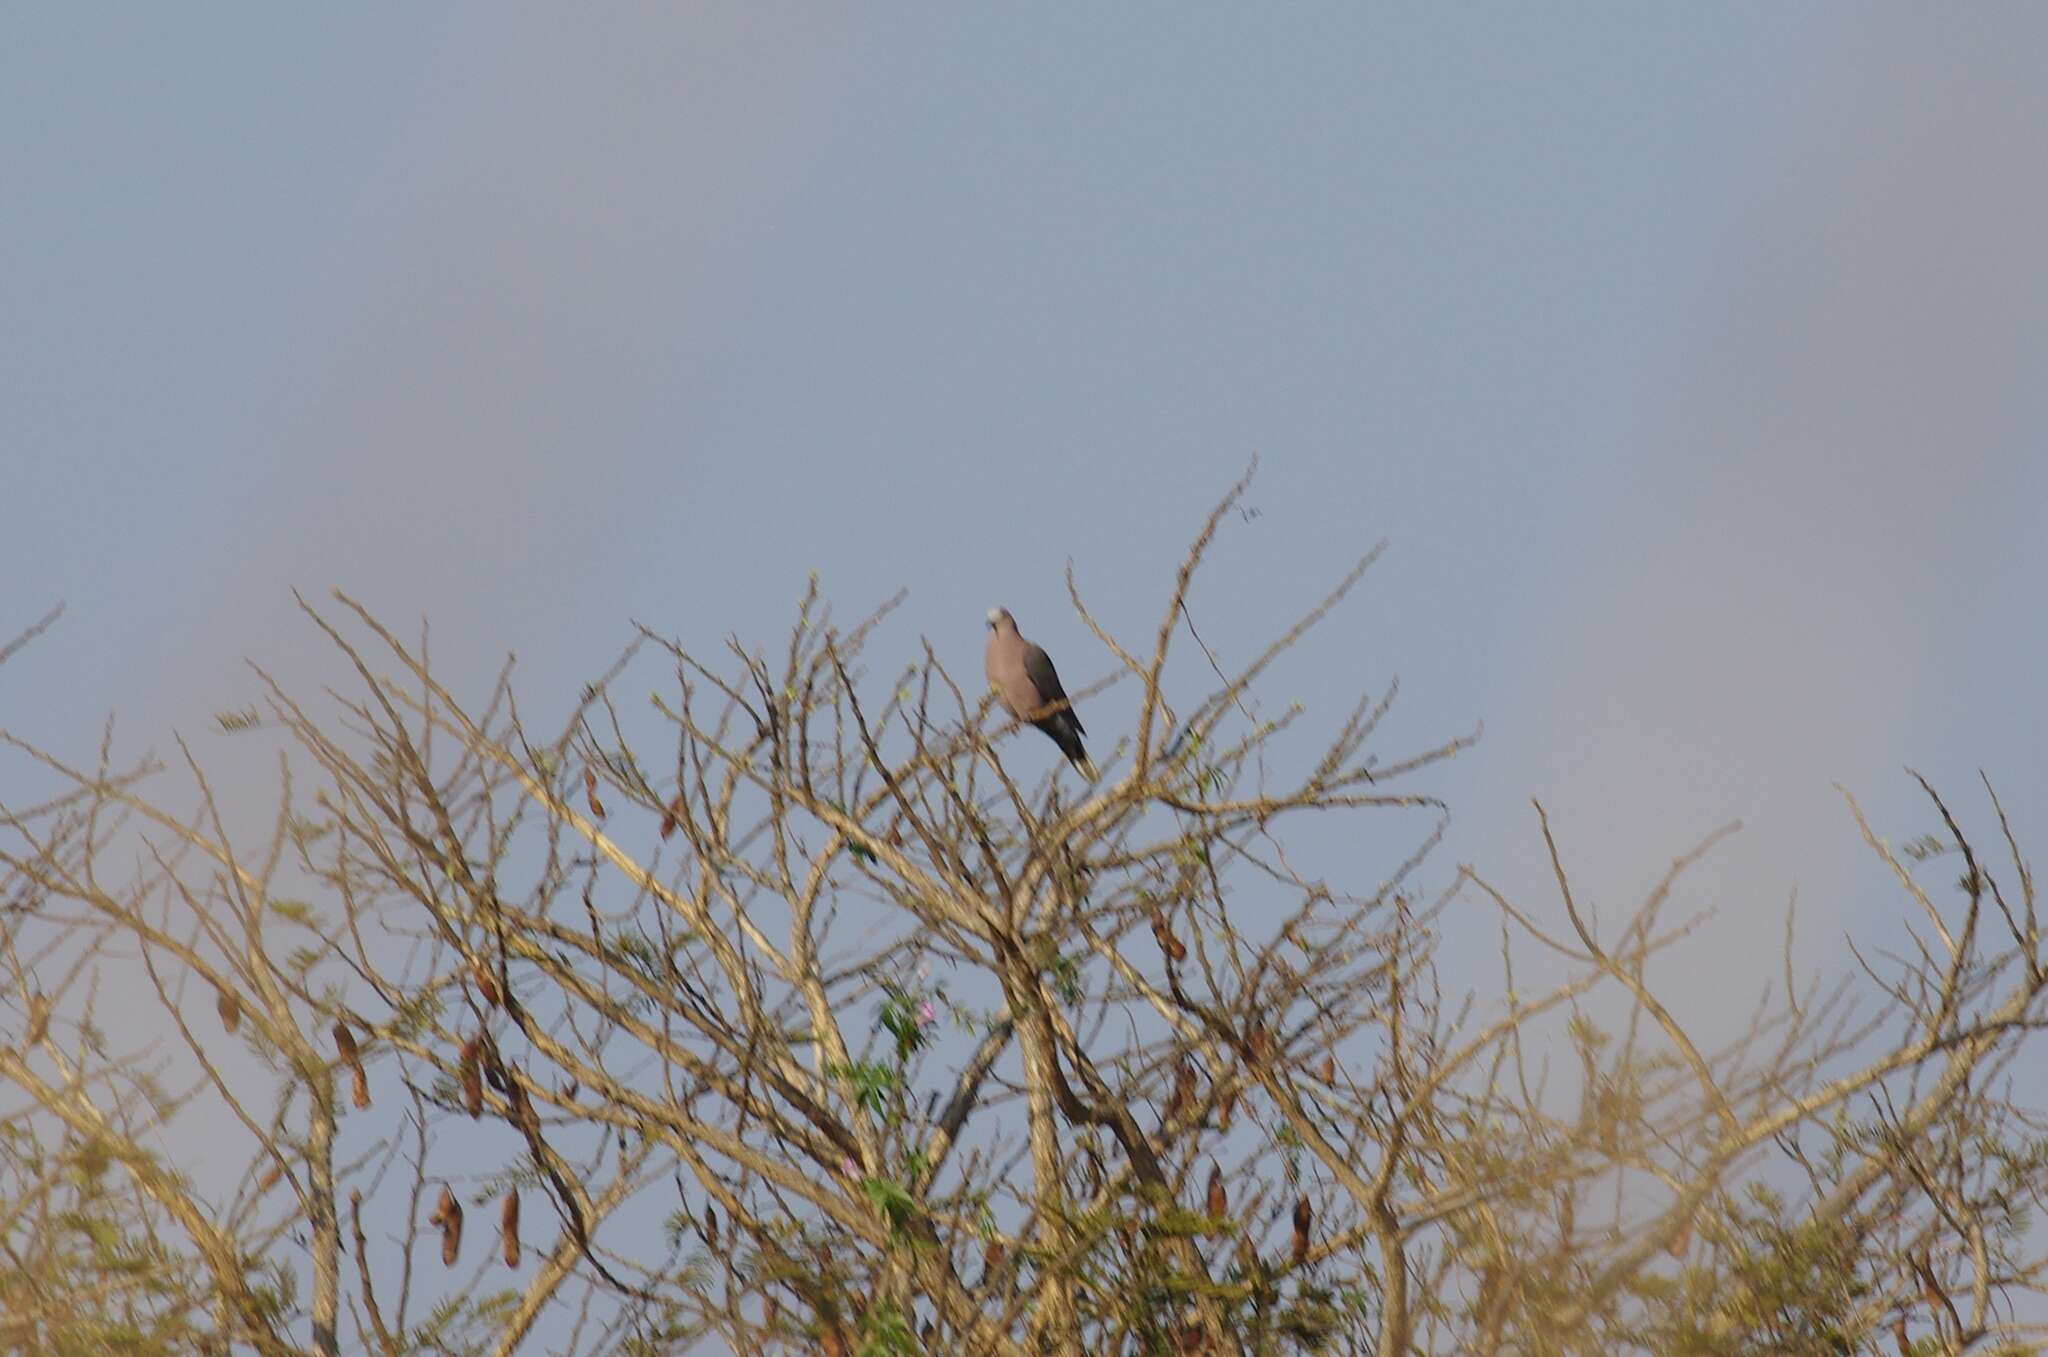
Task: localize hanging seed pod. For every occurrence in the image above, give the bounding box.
[1246,1022,1273,1067]
[516,1080,540,1137]
[507,1079,535,1134]
[471,959,500,1008]
[333,1020,368,1107]
[584,768,606,820]
[258,1159,285,1194]
[216,988,242,1034]
[440,1208,463,1266]
[1205,1166,1227,1232]
[24,991,50,1046]
[1291,1197,1312,1268]
[1167,1060,1197,1121]
[431,1186,463,1266]
[1665,1219,1691,1258]
[984,1238,1006,1276]
[1150,910,1188,964]
[660,793,684,840]
[459,1036,484,1118]
[1316,1052,1338,1084]
[500,1190,520,1268]
[1217,1088,1237,1131]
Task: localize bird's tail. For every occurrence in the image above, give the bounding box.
[1044,715,1096,780]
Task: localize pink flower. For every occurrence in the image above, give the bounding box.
[917,1000,938,1027]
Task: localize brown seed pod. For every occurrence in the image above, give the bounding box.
[1316,1052,1338,1084]
[1665,1219,1691,1258]
[258,1160,285,1193]
[432,1187,463,1266]
[1205,1165,1226,1230]
[659,793,684,840]
[1291,1197,1312,1268]
[1149,910,1189,964]
[217,988,242,1034]
[471,960,500,1008]
[350,1062,372,1110]
[985,1238,1006,1276]
[1167,1060,1197,1121]
[703,1204,719,1247]
[500,1190,520,1268]
[24,991,50,1046]
[584,769,606,819]
[332,1019,359,1064]
[459,1037,484,1118]
[1216,1088,1237,1131]
[507,1079,535,1134]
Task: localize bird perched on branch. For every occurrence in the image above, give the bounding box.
[985,607,1095,778]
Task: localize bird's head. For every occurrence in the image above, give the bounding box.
[986,606,1015,632]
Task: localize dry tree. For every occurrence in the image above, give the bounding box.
[3,476,2047,1356]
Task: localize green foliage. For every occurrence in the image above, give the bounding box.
[0,1123,216,1356]
[860,1176,920,1240]
[856,1297,917,1356]
[830,1059,901,1117]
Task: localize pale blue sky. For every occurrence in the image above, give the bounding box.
[6,2,2046,1077]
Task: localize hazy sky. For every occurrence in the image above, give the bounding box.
[6,0,2046,1154]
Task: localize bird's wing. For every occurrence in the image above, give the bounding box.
[1022,644,1083,734]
